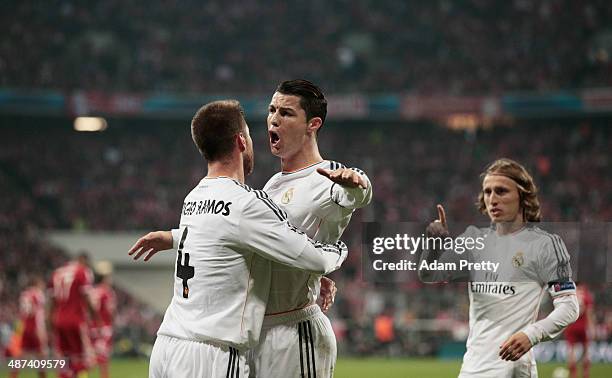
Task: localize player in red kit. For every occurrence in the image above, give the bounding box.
[49,253,95,378]
[89,265,116,378]
[566,283,594,378]
[10,276,48,378]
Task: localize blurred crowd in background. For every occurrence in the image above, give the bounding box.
[0,119,610,357]
[2,119,610,229]
[1,0,611,360]
[1,0,611,94]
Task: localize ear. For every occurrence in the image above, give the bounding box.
[236,133,247,152]
[307,117,323,134]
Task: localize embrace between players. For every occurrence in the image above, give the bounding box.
[129,80,578,378]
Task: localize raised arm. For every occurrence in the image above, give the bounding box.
[317,166,372,209]
[420,205,449,282]
[419,204,474,283]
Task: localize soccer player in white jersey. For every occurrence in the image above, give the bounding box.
[247,79,372,378]
[420,158,579,378]
[128,100,349,378]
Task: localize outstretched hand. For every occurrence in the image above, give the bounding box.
[426,204,449,238]
[128,231,173,262]
[317,167,367,189]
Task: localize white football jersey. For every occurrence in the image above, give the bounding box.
[457,226,576,377]
[262,160,372,314]
[158,177,347,350]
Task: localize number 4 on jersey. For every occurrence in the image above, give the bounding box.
[176,228,194,298]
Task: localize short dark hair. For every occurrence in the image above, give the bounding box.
[191,100,246,161]
[276,79,327,123]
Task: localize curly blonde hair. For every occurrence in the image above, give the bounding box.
[476,158,541,222]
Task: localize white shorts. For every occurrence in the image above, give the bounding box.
[459,350,538,378]
[248,305,336,378]
[458,364,538,378]
[150,335,248,378]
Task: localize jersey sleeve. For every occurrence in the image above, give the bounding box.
[522,293,579,345]
[239,190,348,274]
[171,228,181,249]
[329,167,373,210]
[536,234,576,298]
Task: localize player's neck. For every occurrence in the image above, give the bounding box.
[206,159,245,183]
[495,218,525,236]
[280,145,323,172]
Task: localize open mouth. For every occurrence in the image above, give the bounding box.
[269,130,280,146]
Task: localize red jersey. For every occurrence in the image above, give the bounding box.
[50,262,93,326]
[19,286,46,335]
[90,283,115,364]
[19,286,47,354]
[569,286,594,330]
[90,283,116,327]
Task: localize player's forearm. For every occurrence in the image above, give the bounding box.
[522,293,579,346]
[420,247,471,283]
[292,240,348,274]
[418,247,445,283]
[332,169,372,209]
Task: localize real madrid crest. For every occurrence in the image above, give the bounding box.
[281,188,294,204]
[512,251,524,268]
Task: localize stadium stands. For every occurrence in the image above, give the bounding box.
[0,0,610,94]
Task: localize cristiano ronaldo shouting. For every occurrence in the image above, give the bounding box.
[420,158,579,378]
[249,79,372,378]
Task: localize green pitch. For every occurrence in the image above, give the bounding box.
[4,358,612,377]
[336,358,612,377]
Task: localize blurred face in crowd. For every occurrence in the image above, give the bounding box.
[241,122,254,175]
[33,277,45,289]
[482,174,522,225]
[267,92,311,160]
